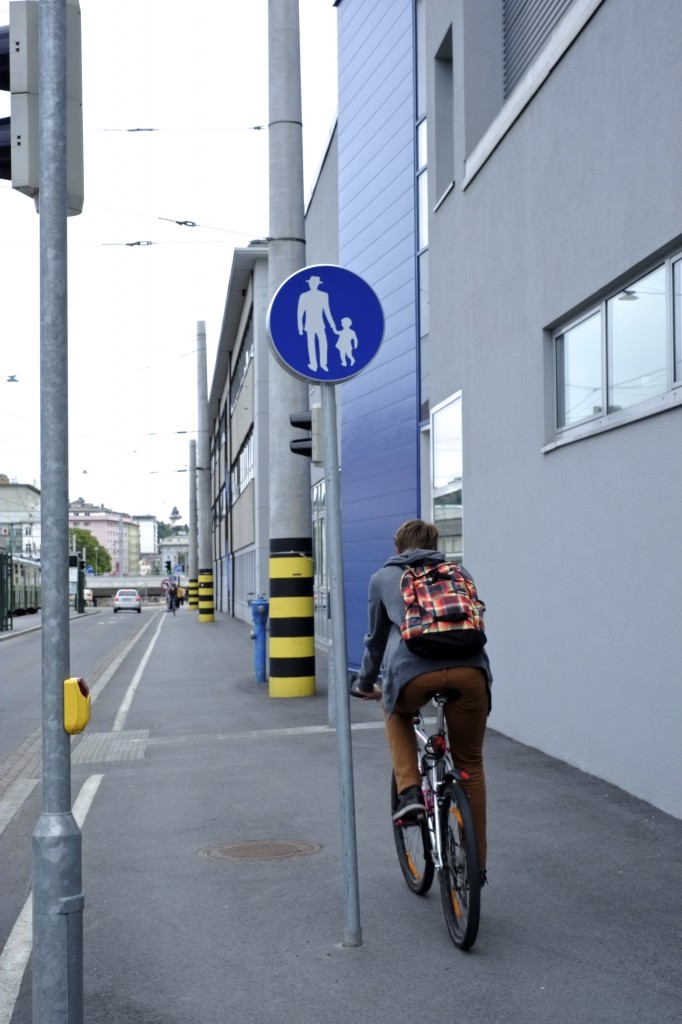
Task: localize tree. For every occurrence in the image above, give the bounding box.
[158,521,185,539]
[68,527,112,574]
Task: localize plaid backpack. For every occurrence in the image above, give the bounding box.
[399,561,487,659]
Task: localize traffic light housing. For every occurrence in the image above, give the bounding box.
[289,404,322,464]
[0,0,83,215]
[165,560,172,574]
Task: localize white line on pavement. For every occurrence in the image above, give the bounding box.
[112,613,166,732]
[0,774,104,1024]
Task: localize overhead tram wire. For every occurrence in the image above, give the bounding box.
[94,124,267,133]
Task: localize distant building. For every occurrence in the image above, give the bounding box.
[159,531,189,579]
[0,481,41,557]
[69,498,140,575]
[134,515,160,557]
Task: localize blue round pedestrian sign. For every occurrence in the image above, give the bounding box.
[267,264,385,384]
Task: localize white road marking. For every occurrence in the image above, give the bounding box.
[112,613,166,732]
[0,774,104,1024]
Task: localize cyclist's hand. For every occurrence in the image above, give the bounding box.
[349,679,382,701]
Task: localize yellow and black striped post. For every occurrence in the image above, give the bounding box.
[268,549,315,697]
[188,577,198,609]
[198,568,214,622]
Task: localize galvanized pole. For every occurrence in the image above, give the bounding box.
[188,439,198,609]
[321,382,362,946]
[32,1,84,1021]
[267,0,316,697]
[196,321,214,620]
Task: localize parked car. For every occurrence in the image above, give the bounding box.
[113,588,141,613]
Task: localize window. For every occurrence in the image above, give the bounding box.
[674,258,682,383]
[503,0,577,98]
[554,254,682,437]
[230,430,254,503]
[607,266,666,412]
[229,314,254,415]
[434,27,454,200]
[431,393,463,559]
[416,118,428,251]
[556,310,602,426]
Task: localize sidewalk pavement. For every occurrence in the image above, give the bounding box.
[12,607,682,1023]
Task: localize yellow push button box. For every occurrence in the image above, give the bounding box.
[64,677,91,735]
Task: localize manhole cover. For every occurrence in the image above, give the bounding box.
[199,840,322,861]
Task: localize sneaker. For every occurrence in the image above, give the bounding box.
[392,785,425,823]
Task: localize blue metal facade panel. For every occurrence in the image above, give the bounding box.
[337,0,418,669]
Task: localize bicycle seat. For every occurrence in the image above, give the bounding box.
[425,690,461,704]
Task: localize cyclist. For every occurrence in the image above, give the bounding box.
[351,519,492,883]
[167,583,179,612]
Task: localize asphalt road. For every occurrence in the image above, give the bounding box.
[1,607,681,1024]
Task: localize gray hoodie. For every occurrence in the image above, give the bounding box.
[355,548,493,717]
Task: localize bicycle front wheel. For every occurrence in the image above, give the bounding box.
[390,773,434,896]
[439,781,480,950]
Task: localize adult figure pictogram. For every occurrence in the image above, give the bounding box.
[297,274,337,372]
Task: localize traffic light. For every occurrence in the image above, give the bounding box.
[289,404,322,464]
[0,1,83,215]
[165,560,172,574]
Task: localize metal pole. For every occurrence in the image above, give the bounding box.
[188,439,198,608]
[267,0,316,697]
[196,321,214,620]
[321,382,362,947]
[32,2,84,1021]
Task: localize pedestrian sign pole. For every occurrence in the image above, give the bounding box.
[33,2,86,1021]
[268,263,385,949]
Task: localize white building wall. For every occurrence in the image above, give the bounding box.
[426,0,682,815]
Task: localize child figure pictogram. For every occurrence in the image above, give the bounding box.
[334,316,359,366]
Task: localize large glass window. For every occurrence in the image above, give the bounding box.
[555,255,681,434]
[674,259,682,383]
[416,119,428,251]
[229,430,254,503]
[431,393,462,559]
[556,311,602,426]
[229,314,254,415]
[607,266,666,412]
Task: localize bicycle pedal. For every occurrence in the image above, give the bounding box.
[394,811,426,827]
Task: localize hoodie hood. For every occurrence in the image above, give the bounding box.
[383,547,445,569]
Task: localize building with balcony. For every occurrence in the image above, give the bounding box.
[0,481,41,557]
[69,499,140,576]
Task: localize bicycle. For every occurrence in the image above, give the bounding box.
[391,692,481,950]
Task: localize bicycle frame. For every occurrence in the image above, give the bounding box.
[391,691,481,949]
[414,695,467,870]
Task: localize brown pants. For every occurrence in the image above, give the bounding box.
[385,666,488,867]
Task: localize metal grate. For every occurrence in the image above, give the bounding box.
[503,0,577,97]
[71,730,149,764]
[199,840,322,861]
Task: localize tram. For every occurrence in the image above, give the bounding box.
[10,555,42,615]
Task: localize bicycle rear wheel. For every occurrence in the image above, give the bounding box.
[390,772,434,896]
[439,781,480,949]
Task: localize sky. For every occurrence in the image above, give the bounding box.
[0,0,338,523]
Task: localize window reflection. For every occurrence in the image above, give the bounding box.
[607,265,666,411]
[419,250,429,338]
[432,395,462,559]
[674,260,682,383]
[556,311,602,427]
